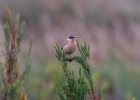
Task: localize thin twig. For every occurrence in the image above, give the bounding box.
[62,62,68,77]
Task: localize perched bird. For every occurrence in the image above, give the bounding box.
[62,34,76,57]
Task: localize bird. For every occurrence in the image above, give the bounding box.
[62,34,76,57]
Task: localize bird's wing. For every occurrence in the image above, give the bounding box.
[62,39,69,49]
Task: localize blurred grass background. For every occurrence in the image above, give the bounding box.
[0,0,140,100]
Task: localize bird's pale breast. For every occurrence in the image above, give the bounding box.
[63,40,76,54]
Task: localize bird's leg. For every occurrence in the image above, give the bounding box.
[69,55,72,58]
[68,55,73,62]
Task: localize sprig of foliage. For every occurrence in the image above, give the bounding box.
[74,40,95,100]
[54,39,103,100]
[54,43,68,77]
[56,69,89,100]
[0,5,33,100]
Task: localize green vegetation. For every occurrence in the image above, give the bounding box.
[0,5,33,100]
[0,3,140,100]
[54,40,103,100]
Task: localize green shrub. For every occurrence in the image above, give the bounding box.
[0,5,33,100]
[54,40,103,100]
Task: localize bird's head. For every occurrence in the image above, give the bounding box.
[68,34,75,40]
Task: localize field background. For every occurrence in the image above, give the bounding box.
[0,0,140,100]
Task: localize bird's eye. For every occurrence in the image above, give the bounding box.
[69,37,75,39]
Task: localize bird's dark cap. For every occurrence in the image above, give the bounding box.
[68,34,75,38]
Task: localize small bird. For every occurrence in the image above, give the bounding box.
[62,34,76,57]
